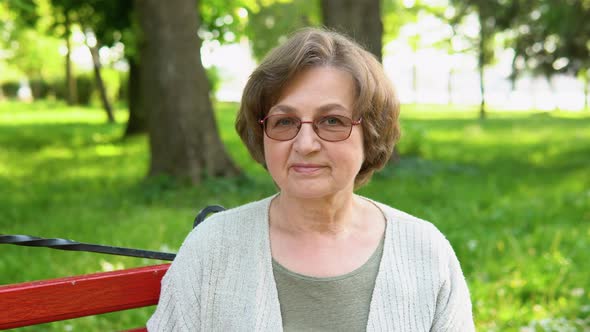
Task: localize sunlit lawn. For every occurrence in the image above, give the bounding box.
[1,100,589,331]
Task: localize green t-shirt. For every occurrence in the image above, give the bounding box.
[272,237,385,331]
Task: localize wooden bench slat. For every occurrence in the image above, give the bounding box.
[0,264,170,329]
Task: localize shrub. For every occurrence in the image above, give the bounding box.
[29,79,51,99]
[1,81,19,98]
[76,74,95,105]
[206,65,222,98]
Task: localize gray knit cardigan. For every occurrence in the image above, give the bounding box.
[147,195,475,331]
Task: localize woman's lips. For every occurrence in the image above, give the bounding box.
[290,164,325,174]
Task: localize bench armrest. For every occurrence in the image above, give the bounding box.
[0,264,170,329]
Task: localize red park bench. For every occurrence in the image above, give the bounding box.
[0,205,224,330]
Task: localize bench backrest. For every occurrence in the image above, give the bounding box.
[0,264,170,330]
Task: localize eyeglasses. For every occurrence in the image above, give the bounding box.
[259,114,362,142]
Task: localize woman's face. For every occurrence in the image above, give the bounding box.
[263,66,364,200]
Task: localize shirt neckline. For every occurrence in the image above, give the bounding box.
[271,233,385,282]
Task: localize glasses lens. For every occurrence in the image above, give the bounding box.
[262,114,356,142]
[316,115,353,141]
[264,115,300,140]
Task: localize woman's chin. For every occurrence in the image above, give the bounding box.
[280,184,348,200]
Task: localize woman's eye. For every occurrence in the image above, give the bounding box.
[320,116,345,126]
[275,117,296,127]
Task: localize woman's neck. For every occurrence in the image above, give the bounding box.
[271,191,361,237]
[268,191,386,277]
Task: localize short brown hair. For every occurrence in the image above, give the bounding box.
[235,27,400,188]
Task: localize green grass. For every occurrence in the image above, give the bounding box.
[1,100,589,331]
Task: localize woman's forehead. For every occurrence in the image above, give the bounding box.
[263,66,357,118]
[268,103,352,117]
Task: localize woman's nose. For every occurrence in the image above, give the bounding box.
[293,123,321,154]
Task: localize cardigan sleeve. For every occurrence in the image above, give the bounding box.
[146,263,198,332]
[147,223,208,332]
[430,240,475,332]
[146,197,281,331]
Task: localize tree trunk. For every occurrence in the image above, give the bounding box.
[86,39,115,123]
[29,71,43,100]
[584,72,589,111]
[412,61,418,103]
[448,67,454,105]
[124,57,146,136]
[136,0,239,184]
[549,75,559,111]
[478,17,487,120]
[321,0,397,162]
[65,11,77,105]
[531,77,538,110]
[409,37,419,103]
[478,55,485,119]
[320,0,383,62]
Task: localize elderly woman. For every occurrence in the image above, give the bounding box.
[148,28,474,331]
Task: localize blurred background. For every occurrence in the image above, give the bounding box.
[0,0,589,331]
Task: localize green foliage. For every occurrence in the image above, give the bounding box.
[4,0,39,27]
[245,0,321,60]
[197,0,321,55]
[1,101,589,330]
[3,27,63,81]
[75,74,95,105]
[1,71,125,104]
[96,68,123,104]
[0,81,20,98]
[29,79,51,99]
[48,74,92,104]
[2,0,65,82]
[508,0,590,81]
[382,0,426,44]
[117,71,129,103]
[199,0,248,44]
[49,0,133,45]
[446,0,517,64]
[205,65,222,96]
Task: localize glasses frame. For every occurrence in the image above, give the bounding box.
[258,114,362,142]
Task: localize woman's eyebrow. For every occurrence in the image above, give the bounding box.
[317,103,350,114]
[268,103,349,115]
[268,105,296,114]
